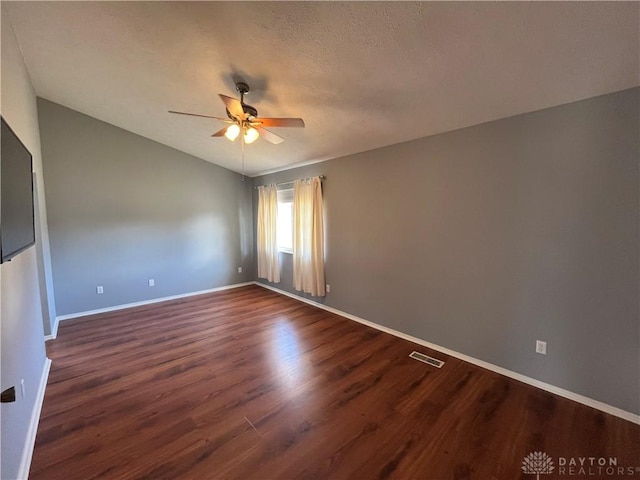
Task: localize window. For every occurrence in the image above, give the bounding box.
[277,188,294,253]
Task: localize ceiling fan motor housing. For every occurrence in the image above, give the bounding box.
[242,104,258,118]
[235,82,258,118]
[226,104,258,120]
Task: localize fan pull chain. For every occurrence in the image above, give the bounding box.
[241,132,245,182]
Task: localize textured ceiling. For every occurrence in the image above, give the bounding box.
[4,2,639,176]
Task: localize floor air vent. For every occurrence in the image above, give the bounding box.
[409,351,445,368]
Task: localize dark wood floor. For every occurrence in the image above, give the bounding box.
[31,285,639,479]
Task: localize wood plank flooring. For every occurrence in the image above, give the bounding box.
[31,285,639,479]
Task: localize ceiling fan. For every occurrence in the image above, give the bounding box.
[169,82,305,145]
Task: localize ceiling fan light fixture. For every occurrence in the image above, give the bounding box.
[224,123,240,141]
[244,126,259,144]
[170,81,303,149]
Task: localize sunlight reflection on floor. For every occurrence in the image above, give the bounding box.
[269,319,307,390]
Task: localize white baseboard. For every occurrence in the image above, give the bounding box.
[44,317,59,342]
[55,282,255,323]
[255,282,640,425]
[17,357,52,480]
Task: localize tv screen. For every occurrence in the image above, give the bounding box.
[1,116,35,263]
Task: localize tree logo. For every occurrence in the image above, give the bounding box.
[522,451,555,479]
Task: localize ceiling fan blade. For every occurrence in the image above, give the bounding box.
[252,117,305,128]
[218,94,246,120]
[256,126,284,145]
[211,127,229,137]
[168,110,230,121]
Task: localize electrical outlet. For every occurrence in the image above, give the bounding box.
[326,284,331,293]
[148,279,155,287]
[237,267,243,273]
[536,340,547,355]
[20,379,25,399]
[96,286,104,294]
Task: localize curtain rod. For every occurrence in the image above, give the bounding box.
[254,175,325,189]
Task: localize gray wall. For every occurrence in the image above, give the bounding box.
[253,88,640,415]
[1,7,49,479]
[38,99,254,316]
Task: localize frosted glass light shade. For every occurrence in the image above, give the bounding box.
[225,124,240,141]
[244,127,259,144]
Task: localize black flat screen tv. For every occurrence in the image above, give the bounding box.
[1,116,35,263]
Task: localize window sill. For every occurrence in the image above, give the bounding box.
[279,248,293,255]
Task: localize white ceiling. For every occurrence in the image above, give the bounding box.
[4,2,639,176]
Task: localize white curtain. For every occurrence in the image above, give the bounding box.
[293,177,325,296]
[257,184,280,283]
